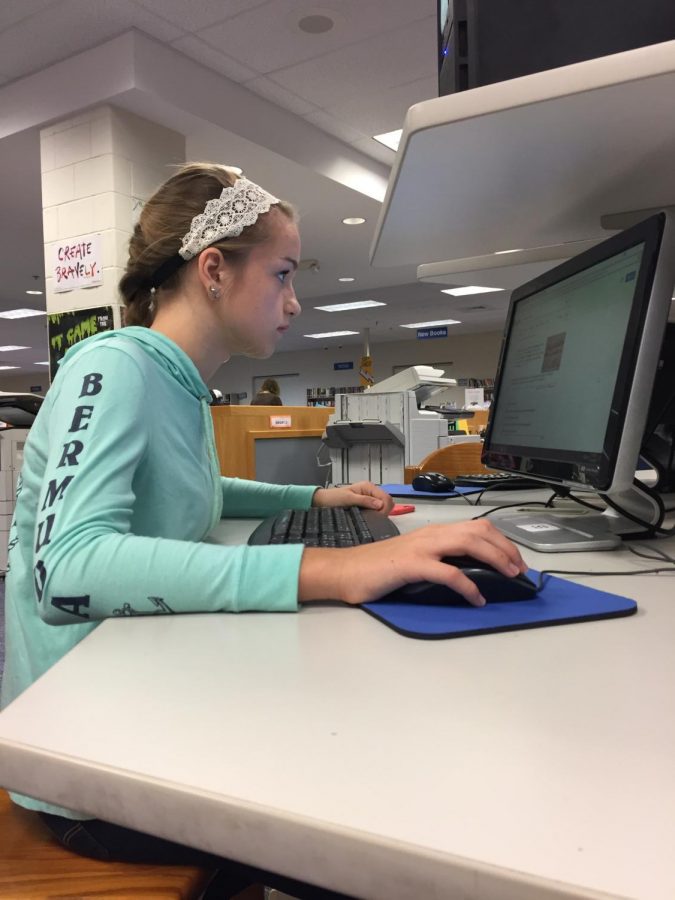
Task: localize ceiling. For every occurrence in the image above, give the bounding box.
[0,0,512,376]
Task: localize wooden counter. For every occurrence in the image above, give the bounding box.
[211,405,332,479]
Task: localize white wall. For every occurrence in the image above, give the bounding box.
[0,372,48,395]
[1,331,503,402]
[209,331,503,404]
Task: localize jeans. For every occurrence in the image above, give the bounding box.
[39,812,356,900]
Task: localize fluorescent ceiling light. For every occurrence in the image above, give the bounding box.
[0,345,30,352]
[0,365,19,370]
[338,277,355,282]
[373,129,402,151]
[315,300,386,312]
[304,331,360,339]
[441,286,503,296]
[493,248,524,255]
[25,289,44,295]
[0,308,45,319]
[400,319,461,328]
[36,361,50,365]
[342,217,366,225]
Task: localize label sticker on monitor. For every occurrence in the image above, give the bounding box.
[517,523,561,532]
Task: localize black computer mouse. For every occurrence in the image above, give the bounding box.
[380,557,538,605]
[411,471,455,492]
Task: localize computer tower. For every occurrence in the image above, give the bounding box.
[439,0,675,95]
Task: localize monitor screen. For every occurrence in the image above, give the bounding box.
[485,241,647,489]
[483,211,675,551]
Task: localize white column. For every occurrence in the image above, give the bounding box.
[40,106,185,326]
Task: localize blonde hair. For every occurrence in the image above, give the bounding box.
[119,162,296,327]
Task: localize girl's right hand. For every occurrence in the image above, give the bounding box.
[298,519,527,608]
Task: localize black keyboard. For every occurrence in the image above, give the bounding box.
[248,506,400,548]
[454,473,543,490]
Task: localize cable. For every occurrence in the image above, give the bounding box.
[454,490,480,507]
[601,490,675,538]
[627,544,675,564]
[470,480,547,506]
[565,492,606,512]
[536,565,675,592]
[471,496,557,519]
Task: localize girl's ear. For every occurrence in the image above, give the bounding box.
[196,247,227,289]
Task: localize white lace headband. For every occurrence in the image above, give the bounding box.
[179,176,280,260]
[144,176,281,290]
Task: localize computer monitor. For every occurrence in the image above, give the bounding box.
[438,0,675,96]
[482,211,675,551]
[641,322,675,492]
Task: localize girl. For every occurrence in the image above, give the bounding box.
[1,163,525,898]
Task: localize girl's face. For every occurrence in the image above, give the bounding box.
[220,212,302,359]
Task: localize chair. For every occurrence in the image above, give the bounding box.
[0,789,217,898]
[404,441,496,484]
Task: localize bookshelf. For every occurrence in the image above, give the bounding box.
[306,385,365,407]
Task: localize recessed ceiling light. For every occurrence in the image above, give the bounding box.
[372,129,403,151]
[0,365,19,370]
[298,13,334,33]
[0,308,45,319]
[0,345,30,352]
[315,300,386,312]
[338,277,355,283]
[342,217,366,225]
[441,286,503,296]
[25,289,44,295]
[400,319,461,328]
[493,248,524,255]
[304,331,360,339]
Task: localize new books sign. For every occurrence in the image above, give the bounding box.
[416,326,448,339]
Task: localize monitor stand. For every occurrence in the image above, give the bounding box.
[493,481,665,552]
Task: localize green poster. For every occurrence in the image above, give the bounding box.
[47,306,114,382]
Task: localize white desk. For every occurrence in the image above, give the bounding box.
[0,497,674,900]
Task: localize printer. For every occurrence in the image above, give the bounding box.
[1,392,43,571]
[324,366,480,485]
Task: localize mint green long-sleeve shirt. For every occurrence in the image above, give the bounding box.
[1,327,316,817]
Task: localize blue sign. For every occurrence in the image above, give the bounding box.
[334,361,354,370]
[416,327,448,340]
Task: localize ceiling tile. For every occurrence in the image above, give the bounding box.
[269,16,436,110]
[327,73,438,137]
[171,34,260,81]
[0,0,183,82]
[302,109,365,144]
[349,136,397,167]
[133,0,269,32]
[195,0,433,74]
[0,0,60,31]
[245,76,319,116]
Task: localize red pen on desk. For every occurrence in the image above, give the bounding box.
[390,504,416,515]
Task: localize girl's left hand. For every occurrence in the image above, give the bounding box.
[312,481,395,515]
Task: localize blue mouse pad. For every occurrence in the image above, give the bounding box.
[381,483,482,498]
[362,571,637,639]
